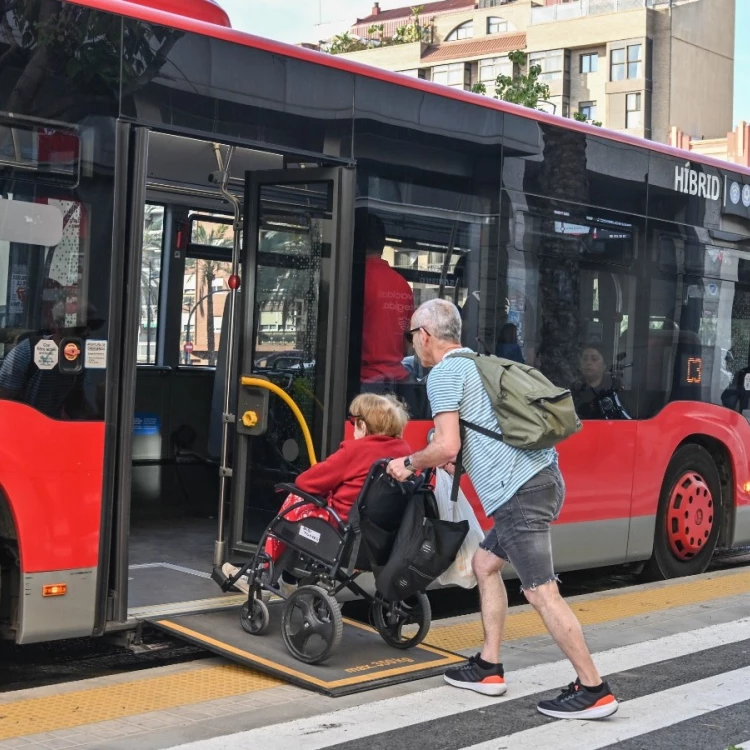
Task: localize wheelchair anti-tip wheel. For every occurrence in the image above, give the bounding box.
[281,585,343,664]
[371,591,431,649]
[239,597,270,635]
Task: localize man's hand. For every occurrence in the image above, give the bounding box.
[387,457,415,482]
[440,460,456,476]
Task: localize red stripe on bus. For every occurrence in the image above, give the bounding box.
[0,402,103,572]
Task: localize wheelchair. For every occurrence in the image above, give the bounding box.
[215,460,434,665]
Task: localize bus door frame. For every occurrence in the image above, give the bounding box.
[220,167,356,558]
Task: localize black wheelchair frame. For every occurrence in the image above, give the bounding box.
[213,460,434,665]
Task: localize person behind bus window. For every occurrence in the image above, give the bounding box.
[358,210,414,387]
[496,323,524,363]
[571,343,631,420]
[0,285,100,420]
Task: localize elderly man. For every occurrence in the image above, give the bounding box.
[387,298,617,720]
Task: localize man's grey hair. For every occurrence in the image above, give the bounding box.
[413,298,462,343]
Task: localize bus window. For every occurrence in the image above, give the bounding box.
[180,258,233,366]
[0,192,109,421]
[181,213,234,367]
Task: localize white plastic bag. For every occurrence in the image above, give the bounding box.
[433,467,484,588]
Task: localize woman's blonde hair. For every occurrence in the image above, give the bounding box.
[349,393,409,438]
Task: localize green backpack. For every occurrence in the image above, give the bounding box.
[453,353,582,451]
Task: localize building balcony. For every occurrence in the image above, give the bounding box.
[530,0,665,25]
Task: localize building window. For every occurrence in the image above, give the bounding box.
[432,63,468,88]
[625,93,642,129]
[627,44,642,79]
[611,43,642,81]
[579,101,597,121]
[487,16,508,34]
[529,49,563,82]
[445,21,473,41]
[580,52,599,74]
[479,56,512,86]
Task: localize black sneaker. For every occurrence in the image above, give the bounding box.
[537,679,618,720]
[444,654,506,696]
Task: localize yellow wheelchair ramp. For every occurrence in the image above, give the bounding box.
[146,602,464,697]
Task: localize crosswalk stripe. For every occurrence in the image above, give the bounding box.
[463,665,750,750]
[169,617,750,750]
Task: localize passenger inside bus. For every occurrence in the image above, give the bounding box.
[570,343,631,420]
[358,210,414,388]
[0,283,102,420]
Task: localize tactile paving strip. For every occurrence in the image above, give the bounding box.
[0,664,281,739]
[424,569,750,652]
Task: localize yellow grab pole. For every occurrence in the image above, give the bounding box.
[240,376,318,466]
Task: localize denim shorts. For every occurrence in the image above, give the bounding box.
[479,465,566,591]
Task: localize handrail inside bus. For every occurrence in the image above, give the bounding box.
[240,376,318,466]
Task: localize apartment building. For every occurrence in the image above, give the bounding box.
[338,0,735,143]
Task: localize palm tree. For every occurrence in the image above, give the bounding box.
[140,205,164,362]
[192,222,231,365]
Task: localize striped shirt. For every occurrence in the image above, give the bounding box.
[426,348,556,517]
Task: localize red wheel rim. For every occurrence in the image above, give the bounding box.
[666,472,714,560]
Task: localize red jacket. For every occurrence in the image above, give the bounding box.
[360,256,414,382]
[295,434,412,521]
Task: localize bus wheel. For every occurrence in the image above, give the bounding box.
[643,444,722,580]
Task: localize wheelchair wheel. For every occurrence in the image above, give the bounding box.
[281,585,343,664]
[372,592,431,650]
[240,598,270,635]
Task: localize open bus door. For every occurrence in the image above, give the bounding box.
[216,167,356,563]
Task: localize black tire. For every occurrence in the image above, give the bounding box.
[239,598,270,635]
[281,585,343,664]
[642,444,722,580]
[371,592,432,649]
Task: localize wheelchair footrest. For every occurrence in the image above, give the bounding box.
[211,565,236,593]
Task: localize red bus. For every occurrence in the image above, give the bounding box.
[0,0,748,645]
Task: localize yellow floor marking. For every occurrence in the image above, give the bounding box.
[425,569,750,652]
[0,664,280,740]
[0,569,748,739]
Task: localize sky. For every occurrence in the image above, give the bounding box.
[218,0,750,128]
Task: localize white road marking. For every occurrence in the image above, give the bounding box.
[465,665,750,750]
[167,617,750,750]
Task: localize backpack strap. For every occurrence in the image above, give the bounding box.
[449,444,463,504]
[459,417,504,443]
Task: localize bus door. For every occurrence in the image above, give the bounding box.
[218,168,355,561]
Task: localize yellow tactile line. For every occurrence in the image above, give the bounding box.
[0,569,748,740]
[425,568,750,652]
[0,664,281,740]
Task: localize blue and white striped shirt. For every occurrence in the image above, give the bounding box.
[426,348,556,517]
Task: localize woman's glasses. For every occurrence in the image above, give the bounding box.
[347,414,362,426]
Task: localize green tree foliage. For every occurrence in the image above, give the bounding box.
[493,50,550,109]
[573,111,602,126]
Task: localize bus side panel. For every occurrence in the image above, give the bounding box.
[627,402,750,561]
[0,402,103,642]
[400,418,637,570]
[0,402,104,572]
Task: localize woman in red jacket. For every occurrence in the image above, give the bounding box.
[223,393,411,593]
